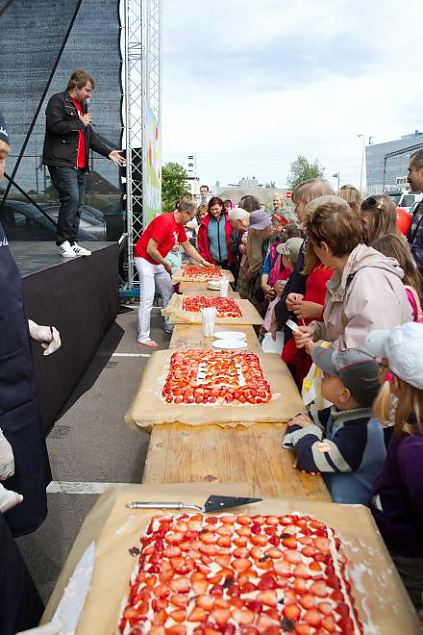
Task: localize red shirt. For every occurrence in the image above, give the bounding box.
[71,97,87,169]
[135,212,187,264]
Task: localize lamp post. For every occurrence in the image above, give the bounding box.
[332,172,340,190]
[358,134,365,193]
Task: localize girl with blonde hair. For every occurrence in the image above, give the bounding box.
[366,323,423,614]
[337,184,362,216]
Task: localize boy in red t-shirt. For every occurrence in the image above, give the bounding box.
[134,201,211,347]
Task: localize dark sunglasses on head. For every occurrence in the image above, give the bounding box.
[362,196,383,211]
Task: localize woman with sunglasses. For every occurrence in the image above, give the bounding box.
[360,194,399,244]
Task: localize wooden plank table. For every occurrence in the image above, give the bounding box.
[143,287,331,502]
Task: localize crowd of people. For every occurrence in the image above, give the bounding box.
[135,162,423,616]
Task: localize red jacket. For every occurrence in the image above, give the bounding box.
[197,213,234,266]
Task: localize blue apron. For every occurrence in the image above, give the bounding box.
[0,222,51,536]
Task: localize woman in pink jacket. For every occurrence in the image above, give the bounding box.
[294,198,412,353]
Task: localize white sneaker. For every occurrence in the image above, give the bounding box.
[72,242,92,256]
[59,240,77,258]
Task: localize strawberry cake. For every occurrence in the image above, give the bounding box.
[182,297,242,319]
[183,267,222,280]
[162,351,271,405]
[119,512,363,634]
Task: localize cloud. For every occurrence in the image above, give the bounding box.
[162,0,423,188]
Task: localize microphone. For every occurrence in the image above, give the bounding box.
[84,98,90,114]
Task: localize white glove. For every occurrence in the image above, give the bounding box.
[28,320,61,356]
[16,621,62,635]
[0,428,14,480]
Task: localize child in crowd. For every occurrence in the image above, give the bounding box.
[372,233,422,322]
[165,242,183,294]
[366,323,423,615]
[283,346,385,505]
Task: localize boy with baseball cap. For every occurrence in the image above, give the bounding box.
[283,346,386,504]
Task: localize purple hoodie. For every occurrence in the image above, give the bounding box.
[370,430,423,557]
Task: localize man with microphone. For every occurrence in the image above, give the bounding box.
[43,69,125,257]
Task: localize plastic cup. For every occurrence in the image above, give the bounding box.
[201,307,217,337]
[219,278,229,297]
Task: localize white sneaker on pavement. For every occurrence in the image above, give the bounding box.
[72,242,92,256]
[59,240,77,258]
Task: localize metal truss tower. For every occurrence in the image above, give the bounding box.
[122,0,161,289]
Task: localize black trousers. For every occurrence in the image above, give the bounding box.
[0,514,44,634]
[48,166,86,245]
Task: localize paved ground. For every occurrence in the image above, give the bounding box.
[17,306,171,604]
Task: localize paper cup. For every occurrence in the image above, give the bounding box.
[219,278,229,297]
[201,307,217,336]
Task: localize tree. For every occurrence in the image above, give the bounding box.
[161,162,188,212]
[287,155,325,189]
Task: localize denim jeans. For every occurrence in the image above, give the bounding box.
[48,166,86,245]
[134,257,174,342]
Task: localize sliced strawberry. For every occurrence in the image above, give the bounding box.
[257,590,277,606]
[170,558,192,575]
[233,536,248,547]
[265,547,283,559]
[293,563,309,579]
[232,608,255,624]
[294,625,314,635]
[166,626,187,635]
[283,549,302,564]
[217,536,231,548]
[216,525,233,536]
[314,537,330,554]
[214,598,230,609]
[188,519,203,532]
[304,608,322,626]
[265,516,279,526]
[257,573,277,590]
[310,580,328,597]
[153,584,171,598]
[232,558,251,572]
[170,577,190,593]
[321,615,336,632]
[196,594,215,610]
[188,607,208,622]
[233,547,249,558]
[301,546,315,558]
[294,577,308,594]
[170,593,190,608]
[175,520,188,532]
[215,554,231,568]
[235,515,252,525]
[169,608,187,623]
[244,599,263,613]
[299,593,315,610]
[283,603,300,621]
[199,544,220,556]
[211,608,231,625]
[199,531,218,544]
[309,561,323,574]
[250,534,267,546]
[220,515,235,524]
[250,547,265,560]
[273,559,291,576]
[252,515,266,525]
[164,547,182,558]
[257,615,280,630]
[236,526,251,537]
[282,535,297,549]
[150,627,165,635]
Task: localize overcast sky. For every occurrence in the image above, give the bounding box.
[161,0,422,190]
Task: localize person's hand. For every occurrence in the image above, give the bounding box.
[288,414,312,428]
[108,150,126,167]
[0,429,14,480]
[79,112,92,127]
[269,308,279,341]
[163,260,173,274]
[239,244,246,254]
[286,292,304,311]
[28,320,61,356]
[292,300,322,320]
[264,288,276,302]
[293,324,315,349]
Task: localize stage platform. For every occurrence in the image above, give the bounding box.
[10,241,120,434]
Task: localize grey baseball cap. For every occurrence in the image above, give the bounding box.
[311,346,380,408]
[276,237,304,264]
[365,323,423,390]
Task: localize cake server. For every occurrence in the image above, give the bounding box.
[126,495,262,513]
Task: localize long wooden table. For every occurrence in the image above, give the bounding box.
[142,285,331,501]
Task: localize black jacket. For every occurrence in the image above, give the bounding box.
[42,91,113,168]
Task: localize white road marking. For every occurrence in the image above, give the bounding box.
[111,353,151,358]
[47,481,130,494]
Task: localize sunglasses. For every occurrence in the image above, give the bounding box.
[361,196,383,211]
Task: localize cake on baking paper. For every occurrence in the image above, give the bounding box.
[162,350,271,405]
[119,512,363,634]
[182,297,242,319]
[183,266,222,280]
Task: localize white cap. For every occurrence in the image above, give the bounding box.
[365,322,423,389]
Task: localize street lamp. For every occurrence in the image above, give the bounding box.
[358,134,366,193]
[332,172,340,190]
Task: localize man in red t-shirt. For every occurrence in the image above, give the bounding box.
[134,201,211,347]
